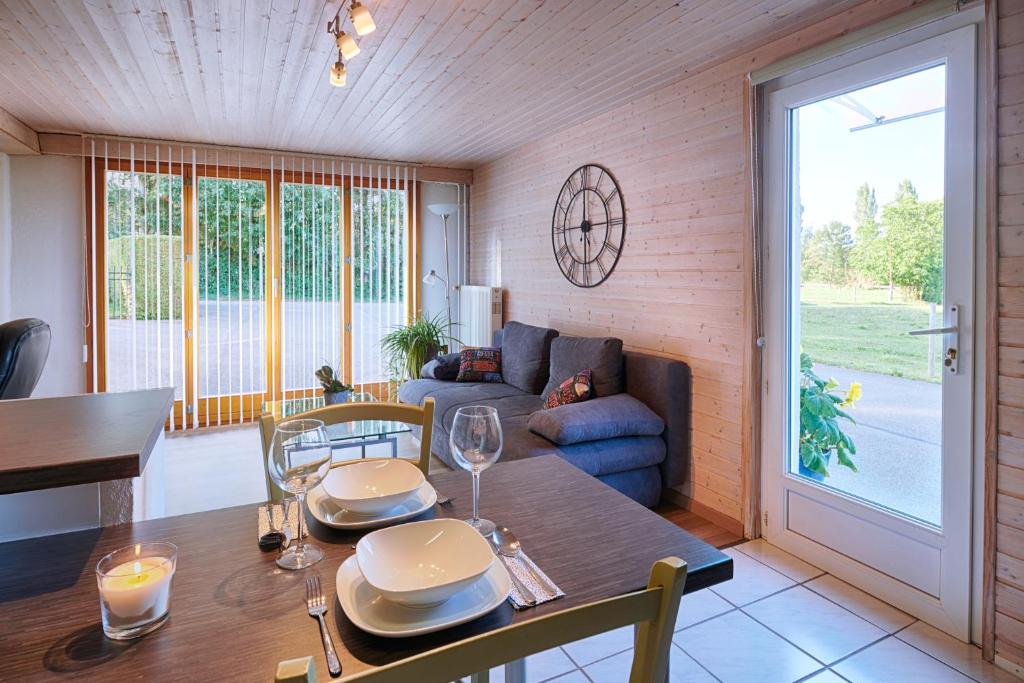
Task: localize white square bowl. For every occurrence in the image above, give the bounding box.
[321,459,425,515]
[356,518,495,608]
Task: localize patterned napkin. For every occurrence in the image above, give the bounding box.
[502,550,565,610]
[257,500,304,545]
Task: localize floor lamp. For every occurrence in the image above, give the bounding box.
[424,203,459,336]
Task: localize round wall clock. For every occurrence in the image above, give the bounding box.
[551,164,625,288]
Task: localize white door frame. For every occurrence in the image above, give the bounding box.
[760,22,978,639]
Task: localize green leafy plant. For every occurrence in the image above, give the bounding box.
[381,312,458,381]
[315,363,352,393]
[799,351,861,477]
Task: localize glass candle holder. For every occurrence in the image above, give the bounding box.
[95,542,177,640]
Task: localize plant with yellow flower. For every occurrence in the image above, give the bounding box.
[799,351,861,479]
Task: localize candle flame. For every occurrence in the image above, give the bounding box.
[132,561,142,574]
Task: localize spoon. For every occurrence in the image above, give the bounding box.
[492,526,557,596]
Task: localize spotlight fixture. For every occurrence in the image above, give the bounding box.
[349,1,376,35]
[330,56,347,87]
[335,30,360,60]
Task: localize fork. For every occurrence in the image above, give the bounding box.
[436,491,455,507]
[306,576,342,677]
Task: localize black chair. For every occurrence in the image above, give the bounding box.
[0,318,51,400]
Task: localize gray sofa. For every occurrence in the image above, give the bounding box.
[397,323,691,507]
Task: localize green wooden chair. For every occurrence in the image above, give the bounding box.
[280,556,687,683]
[259,398,435,501]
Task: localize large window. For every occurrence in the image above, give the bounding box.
[87,149,418,429]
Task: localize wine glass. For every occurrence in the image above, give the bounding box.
[449,406,503,536]
[267,418,332,570]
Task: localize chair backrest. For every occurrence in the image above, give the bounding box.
[281,556,687,683]
[259,398,435,501]
[0,318,51,400]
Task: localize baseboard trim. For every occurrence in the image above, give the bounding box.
[661,488,746,539]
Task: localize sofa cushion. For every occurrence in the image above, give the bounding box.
[543,369,593,409]
[542,336,624,398]
[456,348,502,383]
[557,436,666,478]
[528,393,665,445]
[420,352,460,380]
[500,321,559,394]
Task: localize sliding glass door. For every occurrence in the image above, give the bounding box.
[90,151,416,429]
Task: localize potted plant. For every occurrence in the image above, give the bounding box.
[381,312,457,382]
[798,351,861,480]
[315,363,353,405]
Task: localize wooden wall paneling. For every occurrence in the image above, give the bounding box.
[468,0,925,526]
[996,0,1024,670]
[988,0,1002,662]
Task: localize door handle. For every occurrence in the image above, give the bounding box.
[908,326,957,336]
[907,305,959,374]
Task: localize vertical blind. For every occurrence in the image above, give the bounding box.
[82,135,428,430]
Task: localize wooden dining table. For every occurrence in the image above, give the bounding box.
[0,455,733,681]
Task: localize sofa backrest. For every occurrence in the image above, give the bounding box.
[496,326,690,490]
[622,351,691,490]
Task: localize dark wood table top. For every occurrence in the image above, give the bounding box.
[0,388,174,494]
[0,455,732,681]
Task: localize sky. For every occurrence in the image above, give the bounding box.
[796,64,946,231]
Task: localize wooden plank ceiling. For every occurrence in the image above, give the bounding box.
[0,0,857,167]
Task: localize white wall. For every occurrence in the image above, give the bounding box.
[9,155,85,396]
[419,182,467,346]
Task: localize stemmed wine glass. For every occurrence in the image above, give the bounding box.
[449,406,503,536]
[267,418,332,570]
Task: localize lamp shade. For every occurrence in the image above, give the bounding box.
[428,203,460,218]
[350,1,376,36]
[422,269,444,286]
[335,31,360,60]
[330,60,347,87]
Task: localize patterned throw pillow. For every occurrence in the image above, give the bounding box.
[456,348,503,383]
[543,369,594,408]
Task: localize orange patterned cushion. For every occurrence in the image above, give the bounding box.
[543,369,593,408]
[456,348,503,383]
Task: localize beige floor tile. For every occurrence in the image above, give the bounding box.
[563,625,635,668]
[744,585,885,664]
[583,644,715,683]
[676,610,820,682]
[675,587,734,630]
[896,621,1021,682]
[734,539,824,582]
[834,636,973,682]
[710,548,796,606]
[484,647,578,683]
[804,574,915,633]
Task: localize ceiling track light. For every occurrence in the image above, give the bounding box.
[326,2,375,87]
[349,1,376,36]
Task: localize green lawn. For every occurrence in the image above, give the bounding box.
[800,283,940,382]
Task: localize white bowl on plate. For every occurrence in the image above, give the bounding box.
[356,518,495,608]
[322,459,425,515]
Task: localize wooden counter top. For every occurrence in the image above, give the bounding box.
[0,388,174,494]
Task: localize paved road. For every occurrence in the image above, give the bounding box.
[106,301,406,398]
[811,364,940,525]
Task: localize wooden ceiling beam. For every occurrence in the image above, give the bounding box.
[0,106,39,155]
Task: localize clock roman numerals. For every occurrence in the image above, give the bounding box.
[552,164,625,288]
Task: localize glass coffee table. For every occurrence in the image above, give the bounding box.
[261,394,412,461]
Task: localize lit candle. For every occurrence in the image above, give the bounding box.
[96,542,177,639]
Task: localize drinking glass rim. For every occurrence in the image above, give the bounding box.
[96,541,178,578]
[275,418,327,436]
[453,405,499,418]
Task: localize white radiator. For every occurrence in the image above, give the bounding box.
[459,286,503,348]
